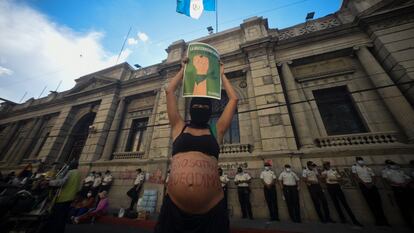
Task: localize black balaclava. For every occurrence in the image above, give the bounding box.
[189,97,212,128]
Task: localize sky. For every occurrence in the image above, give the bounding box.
[0,0,342,103]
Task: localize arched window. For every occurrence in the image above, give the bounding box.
[210,92,240,144]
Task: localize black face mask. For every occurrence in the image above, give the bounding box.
[189,98,212,128]
[237,169,243,173]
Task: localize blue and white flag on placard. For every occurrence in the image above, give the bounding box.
[177,0,216,19]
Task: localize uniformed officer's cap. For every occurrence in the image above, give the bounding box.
[284,164,291,168]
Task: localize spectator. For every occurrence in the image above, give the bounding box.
[127,168,145,210]
[100,170,113,192]
[43,160,81,233]
[73,191,109,224]
[69,191,96,221]
[278,164,301,223]
[91,172,102,197]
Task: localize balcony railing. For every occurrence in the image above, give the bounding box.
[220,143,253,155]
[315,132,400,148]
[112,151,144,160]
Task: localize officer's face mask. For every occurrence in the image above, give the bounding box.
[285,168,291,172]
[264,166,270,171]
[87,193,92,197]
[357,160,365,166]
[190,98,212,128]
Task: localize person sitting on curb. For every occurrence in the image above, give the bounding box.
[73,191,109,224]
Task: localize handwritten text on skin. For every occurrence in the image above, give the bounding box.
[169,158,221,188]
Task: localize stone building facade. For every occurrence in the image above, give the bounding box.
[1,0,413,225]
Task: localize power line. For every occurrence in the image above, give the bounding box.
[3,78,413,142]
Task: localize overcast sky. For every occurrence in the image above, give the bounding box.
[0,0,341,103]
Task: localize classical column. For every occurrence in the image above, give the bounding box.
[355,45,414,142]
[279,61,314,148]
[100,97,126,160]
[11,117,44,165]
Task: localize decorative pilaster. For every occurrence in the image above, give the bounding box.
[100,97,126,160]
[0,122,19,160]
[354,45,414,142]
[11,117,44,164]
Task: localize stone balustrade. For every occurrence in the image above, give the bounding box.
[220,143,252,155]
[112,151,145,160]
[315,132,400,148]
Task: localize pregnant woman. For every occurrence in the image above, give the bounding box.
[154,58,238,233]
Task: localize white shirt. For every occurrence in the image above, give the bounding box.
[220,174,230,187]
[92,176,102,187]
[134,173,145,185]
[83,175,95,187]
[260,170,276,185]
[278,171,300,186]
[352,164,375,183]
[321,169,341,184]
[102,174,113,186]
[302,168,319,184]
[382,168,411,185]
[234,172,251,187]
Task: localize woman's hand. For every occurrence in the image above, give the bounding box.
[220,61,225,78]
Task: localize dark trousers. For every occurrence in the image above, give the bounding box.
[392,186,413,226]
[283,185,301,222]
[237,187,253,219]
[326,183,359,224]
[42,201,72,233]
[358,183,388,225]
[128,185,142,210]
[263,185,279,220]
[308,184,331,222]
[223,186,228,212]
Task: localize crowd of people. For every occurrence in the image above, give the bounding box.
[216,157,414,228]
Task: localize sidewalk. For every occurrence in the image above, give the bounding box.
[66,216,413,233]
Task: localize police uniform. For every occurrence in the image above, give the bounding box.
[352,164,388,226]
[129,172,145,210]
[220,173,230,210]
[321,168,361,225]
[91,175,102,196]
[302,167,332,223]
[100,173,113,192]
[260,169,279,221]
[382,166,412,226]
[278,170,301,222]
[234,172,253,219]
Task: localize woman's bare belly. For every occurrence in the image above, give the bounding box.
[167,152,223,214]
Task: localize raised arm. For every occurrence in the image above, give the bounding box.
[165,59,187,138]
[216,62,239,143]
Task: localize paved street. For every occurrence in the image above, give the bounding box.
[66,218,413,233]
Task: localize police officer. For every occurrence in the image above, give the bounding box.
[352,157,389,226]
[278,164,301,223]
[321,162,362,227]
[219,167,230,211]
[234,167,253,219]
[302,161,334,223]
[382,160,412,227]
[260,162,279,221]
[100,170,113,192]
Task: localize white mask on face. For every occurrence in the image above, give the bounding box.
[87,193,92,197]
[264,167,270,171]
[357,160,365,165]
[285,168,291,172]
